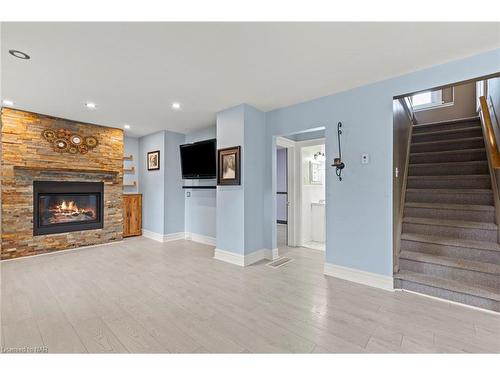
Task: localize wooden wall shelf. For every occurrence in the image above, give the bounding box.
[123,181,137,188]
[124,166,135,173]
[123,155,133,161]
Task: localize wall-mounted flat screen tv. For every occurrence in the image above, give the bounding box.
[179,138,216,179]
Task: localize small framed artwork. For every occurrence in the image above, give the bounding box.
[147,150,160,171]
[217,146,241,185]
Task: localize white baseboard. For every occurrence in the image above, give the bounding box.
[213,248,245,266]
[324,262,394,291]
[142,230,186,243]
[270,248,279,260]
[214,247,277,267]
[142,229,164,242]
[185,232,216,246]
[163,232,186,242]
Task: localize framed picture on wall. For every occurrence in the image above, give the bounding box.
[147,150,160,171]
[217,146,241,185]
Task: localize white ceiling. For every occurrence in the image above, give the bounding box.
[2,22,499,137]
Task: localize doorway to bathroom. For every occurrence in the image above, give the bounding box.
[275,129,326,253]
[300,141,326,251]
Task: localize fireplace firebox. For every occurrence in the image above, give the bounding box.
[33,181,104,235]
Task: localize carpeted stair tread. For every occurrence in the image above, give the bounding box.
[394,270,500,301]
[401,233,500,252]
[412,126,482,138]
[407,174,490,181]
[406,188,492,194]
[403,216,498,230]
[410,148,486,157]
[410,136,483,147]
[412,116,480,129]
[409,160,488,168]
[400,251,500,275]
[405,202,494,211]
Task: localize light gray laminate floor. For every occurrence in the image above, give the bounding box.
[1,237,499,353]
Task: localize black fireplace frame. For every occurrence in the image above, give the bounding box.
[33,181,104,236]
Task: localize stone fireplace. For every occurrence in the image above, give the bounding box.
[1,108,124,260]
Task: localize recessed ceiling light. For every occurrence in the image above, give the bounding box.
[171,102,181,110]
[2,99,14,107]
[123,124,131,129]
[85,102,97,110]
[9,50,30,60]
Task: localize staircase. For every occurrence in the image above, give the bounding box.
[394,116,500,312]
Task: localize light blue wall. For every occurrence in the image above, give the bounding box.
[215,104,267,255]
[124,136,139,194]
[164,130,186,235]
[138,130,186,235]
[263,48,500,276]
[184,126,217,238]
[139,131,165,234]
[243,105,267,253]
[216,105,246,254]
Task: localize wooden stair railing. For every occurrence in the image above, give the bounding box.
[479,96,500,168]
[479,95,500,242]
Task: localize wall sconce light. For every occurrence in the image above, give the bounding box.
[331,122,345,181]
[313,151,325,161]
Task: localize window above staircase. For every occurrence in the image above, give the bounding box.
[411,88,454,111]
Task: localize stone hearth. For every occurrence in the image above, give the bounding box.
[1,108,123,260]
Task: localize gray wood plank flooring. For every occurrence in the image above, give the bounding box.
[1,237,499,353]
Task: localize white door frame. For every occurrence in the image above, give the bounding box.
[276,137,298,247]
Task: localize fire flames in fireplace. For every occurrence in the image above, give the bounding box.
[47,199,96,224]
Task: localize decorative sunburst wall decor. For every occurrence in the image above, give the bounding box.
[42,128,99,155]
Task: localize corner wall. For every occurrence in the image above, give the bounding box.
[138,130,186,237]
[215,104,267,257]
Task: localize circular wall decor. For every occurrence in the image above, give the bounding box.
[56,128,71,139]
[53,138,70,152]
[69,134,83,146]
[84,136,98,148]
[78,144,89,154]
[42,129,56,141]
[42,127,99,154]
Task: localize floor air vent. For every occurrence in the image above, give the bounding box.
[266,257,294,268]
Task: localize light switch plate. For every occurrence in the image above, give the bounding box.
[186,191,191,197]
[361,153,369,164]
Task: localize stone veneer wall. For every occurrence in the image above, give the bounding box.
[1,108,124,260]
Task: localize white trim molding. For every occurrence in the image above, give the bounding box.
[270,248,279,260]
[324,262,394,291]
[184,232,216,246]
[142,229,164,242]
[142,230,186,243]
[214,248,277,267]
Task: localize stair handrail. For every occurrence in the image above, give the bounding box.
[479,95,500,169]
[402,97,417,124]
[479,95,500,243]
